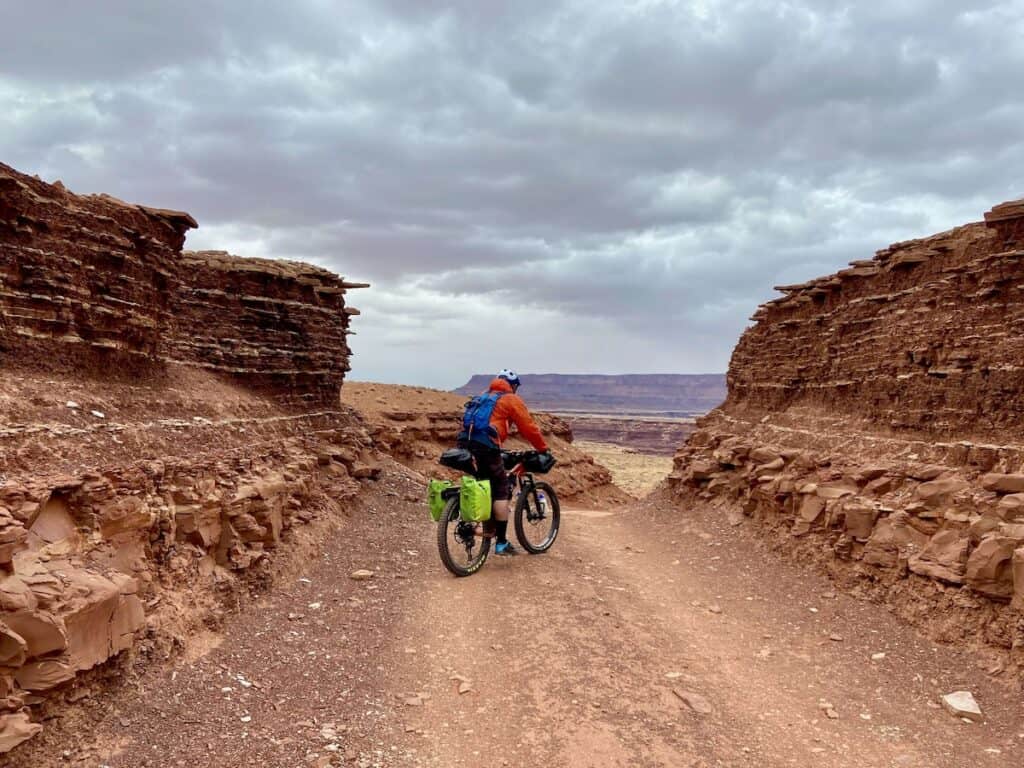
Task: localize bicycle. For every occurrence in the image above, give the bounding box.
[436,449,561,577]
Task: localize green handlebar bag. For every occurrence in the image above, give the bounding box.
[427,479,453,522]
[459,476,492,522]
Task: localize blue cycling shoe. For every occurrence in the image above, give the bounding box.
[494,540,518,556]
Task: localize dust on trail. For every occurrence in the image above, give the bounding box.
[19,471,1022,768]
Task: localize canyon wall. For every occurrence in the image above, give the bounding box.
[671,199,1024,657]
[0,161,363,406]
[0,163,372,752]
[566,415,694,456]
[172,251,365,407]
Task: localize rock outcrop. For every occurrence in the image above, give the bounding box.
[0,162,364,406]
[671,198,1024,658]
[172,251,365,407]
[564,415,695,456]
[342,383,629,505]
[0,162,370,752]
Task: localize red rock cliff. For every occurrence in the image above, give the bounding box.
[172,251,364,407]
[0,162,363,407]
[0,163,193,366]
[671,198,1024,659]
[0,162,371,753]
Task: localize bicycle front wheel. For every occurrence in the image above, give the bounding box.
[437,498,490,576]
[514,481,560,554]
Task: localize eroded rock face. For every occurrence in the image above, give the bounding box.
[671,197,1024,657]
[0,164,192,366]
[172,251,364,407]
[0,162,364,406]
[0,162,369,752]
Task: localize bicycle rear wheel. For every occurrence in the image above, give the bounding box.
[437,498,490,576]
[514,481,560,554]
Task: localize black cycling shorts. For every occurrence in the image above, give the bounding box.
[461,442,510,500]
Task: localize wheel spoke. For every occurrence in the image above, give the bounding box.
[514,482,560,553]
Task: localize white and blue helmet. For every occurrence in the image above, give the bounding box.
[497,368,521,388]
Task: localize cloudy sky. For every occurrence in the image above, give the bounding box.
[2,1,1022,388]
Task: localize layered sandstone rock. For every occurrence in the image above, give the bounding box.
[171,251,366,407]
[0,162,369,752]
[561,415,694,456]
[671,198,1024,657]
[0,162,363,405]
[0,164,192,367]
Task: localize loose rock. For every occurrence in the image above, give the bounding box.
[941,691,982,722]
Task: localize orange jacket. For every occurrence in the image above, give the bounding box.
[486,378,549,452]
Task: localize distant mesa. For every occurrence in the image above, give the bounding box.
[454,374,727,455]
[454,373,727,416]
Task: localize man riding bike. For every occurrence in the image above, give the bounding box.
[457,369,551,555]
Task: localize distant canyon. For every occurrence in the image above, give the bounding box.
[454,373,726,455]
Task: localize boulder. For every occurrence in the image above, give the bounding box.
[909,530,970,583]
[0,622,27,668]
[689,460,717,481]
[996,494,1024,521]
[863,475,896,496]
[968,514,1002,543]
[854,466,890,484]
[815,482,856,500]
[3,610,67,658]
[14,657,75,692]
[981,473,1024,494]
[62,571,145,672]
[964,536,1017,600]
[792,496,826,536]
[98,496,156,538]
[843,499,880,540]
[174,503,222,548]
[940,691,982,722]
[750,447,782,465]
[1013,547,1024,610]
[0,576,37,612]
[914,478,969,509]
[863,512,930,570]
[351,463,382,480]
[0,710,42,754]
[906,465,946,481]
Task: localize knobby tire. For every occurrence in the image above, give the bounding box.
[437,497,490,577]
[514,481,560,554]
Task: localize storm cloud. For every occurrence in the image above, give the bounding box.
[2,0,1022,387]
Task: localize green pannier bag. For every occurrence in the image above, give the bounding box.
[427,478,453,522]
[459,475,492,522]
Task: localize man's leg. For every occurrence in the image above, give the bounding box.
[492,499,510,539]
[490,459,515,552]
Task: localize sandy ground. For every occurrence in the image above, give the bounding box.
[575,440,673,498]
[16,472,1023,768]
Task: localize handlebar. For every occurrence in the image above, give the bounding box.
[501,449,545,462]
[501,449,556,473]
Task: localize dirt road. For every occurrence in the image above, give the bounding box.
[17,468,1022,767]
